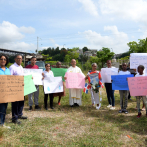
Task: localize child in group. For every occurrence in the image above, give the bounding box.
[135,65,147,118]
[118,63,131,114]
[42,63,54,110]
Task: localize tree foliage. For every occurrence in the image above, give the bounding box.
[82,47,89,53]
[128,38,147,53]
[64,48,79,62]
[97,47,115,67]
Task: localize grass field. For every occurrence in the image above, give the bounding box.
[0,86,147,147]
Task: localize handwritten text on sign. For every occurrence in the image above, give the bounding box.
[111,75,134,90]
[128,76,147,96]
[65,72,85,89]
[130,56,147,69]
[0,75,24,103]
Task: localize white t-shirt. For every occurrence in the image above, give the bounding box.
[135,73,146,77]
[118,71,131,75]
[43,70,54,78]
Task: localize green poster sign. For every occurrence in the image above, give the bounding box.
[24,75,37,96]
[51,68,67,81]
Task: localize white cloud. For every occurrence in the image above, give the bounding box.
[79,26,129,53]
[99,0,147,24]
[0,21,24,43]
[78,0,98,16]
[19,26,35,34]
[0,21,36,52]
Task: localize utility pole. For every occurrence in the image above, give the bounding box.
[37,36,39,53]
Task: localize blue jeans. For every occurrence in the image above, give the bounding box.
[105,83,115,106]
[0,103,8,125]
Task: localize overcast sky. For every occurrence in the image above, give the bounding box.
[0,0,147,53]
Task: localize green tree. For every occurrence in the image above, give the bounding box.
[64,48,79,62]
[79,54,88,62]
[97,47,115,67]
[128,38,147,53]
[82,47,89,53]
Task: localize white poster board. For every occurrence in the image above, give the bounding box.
[44,77,63,94]
[101,68,118,83]
[23,68,43,85]
[130,53,147,69]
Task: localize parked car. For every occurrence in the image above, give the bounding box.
[28,61,45,70]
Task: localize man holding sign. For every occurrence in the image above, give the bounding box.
[65,59,85,107]
[25,57,40,111]
[9,54,27,124]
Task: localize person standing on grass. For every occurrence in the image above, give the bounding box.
[135,65,147,118]
[64,59,85,107]
[0,54,11,129]
[104,60,116,110]
[25,57,41,111]
[42,63,54,110]
[117,63,131,114]
[127,62,136,101]
[85,63,103,110]
[53,62,66,105]
[9,54,27,124]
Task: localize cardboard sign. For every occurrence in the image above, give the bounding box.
[0,75,24,103]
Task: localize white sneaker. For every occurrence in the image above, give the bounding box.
[96,103,101,110]
[107,104,112,108]
[3,125,11,129]
[100,98,102,101]
[110,107,115,110]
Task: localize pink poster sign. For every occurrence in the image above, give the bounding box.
[65,72,85,89]
[128,76,147,96]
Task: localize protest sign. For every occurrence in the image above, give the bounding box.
[88,73,99,85]
[0,75,24,103]
[128,76,147,96]
[65,72,85,89]
[44,76,63,94]
[23,68,43,85]
[51,68,67,81]
[111,75,134,90]
[101,68,118,83]
[24,75,37,96]
[130,53,147,70]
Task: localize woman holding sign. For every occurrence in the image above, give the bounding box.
[42,63,54,110]
[0,54,11,128]
[85,63,103,109]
